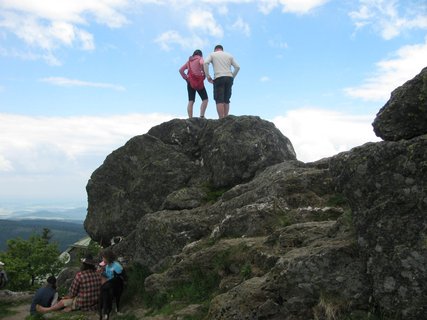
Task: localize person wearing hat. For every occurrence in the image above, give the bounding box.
[30,275,58,315]
[37,254,102,313]
[0,261,8,289]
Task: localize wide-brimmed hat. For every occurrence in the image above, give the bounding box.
[81,255,97,266]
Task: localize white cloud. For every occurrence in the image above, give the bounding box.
[259,0,330,14]
[154,30,207,51]
[271,108,380,162]
[260,76,270,82]
[345,37,427,101]
[40,77,126,91]
[0,0,129,27]
[0,12,94,52]
[0,0,335,60]
[155,8,223,51]
[349,0,427,40]
[0,45,61,65]
[0,0,129,60]
[268,38,288,49]
[0,154,13,172]
[0,109,381,200]
[231,17,250,36]
[187,8,224,38]
[0,112,176,200]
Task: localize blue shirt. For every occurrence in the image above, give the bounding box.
[103,261,123,280]
[30,285,56,314]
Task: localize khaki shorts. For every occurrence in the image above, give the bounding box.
[62,297,77,310]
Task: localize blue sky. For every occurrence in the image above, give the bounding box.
[0,0,426,212]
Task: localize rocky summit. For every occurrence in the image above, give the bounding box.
[84,67,427,319]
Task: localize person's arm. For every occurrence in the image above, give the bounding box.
[199,58,205,76]
[179,62,189,80]
[203,55,213,82]
[113,262,123,275]
[231,57,240,78]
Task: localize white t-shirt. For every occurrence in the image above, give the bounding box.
[204,50,240,79]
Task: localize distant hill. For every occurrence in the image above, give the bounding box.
[0,219,87,252]
[6,207,86,221]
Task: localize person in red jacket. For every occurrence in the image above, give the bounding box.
[179,49,209,118]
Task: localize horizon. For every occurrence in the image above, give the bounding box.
[1,0,426,207]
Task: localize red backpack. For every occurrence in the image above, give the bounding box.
[187,59,205,91]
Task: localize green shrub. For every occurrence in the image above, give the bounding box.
[202,183,230,203]
[327,193,348,207]
[121,263,152,305]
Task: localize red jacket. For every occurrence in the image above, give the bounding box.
[179,55,205,80]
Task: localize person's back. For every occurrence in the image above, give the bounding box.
[208,50,238,78]
[188,55,204,77]
[71,268,102,311]
[30,275,57,315]
[30,285,56,314]
[203,44,240,118]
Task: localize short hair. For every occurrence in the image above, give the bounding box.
[214,44,223,51]
[47,275,56,285]
[193,49,203,57]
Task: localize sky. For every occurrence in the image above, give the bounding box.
[0,0,426,213]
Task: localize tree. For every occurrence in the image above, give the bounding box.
[0,230,65,290]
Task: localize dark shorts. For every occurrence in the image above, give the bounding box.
[187,82,208,102]
[213,76,233,104]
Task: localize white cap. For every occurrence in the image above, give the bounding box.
[0,261,4,266]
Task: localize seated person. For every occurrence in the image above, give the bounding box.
[30,275,58,315]
[37,255,102,313]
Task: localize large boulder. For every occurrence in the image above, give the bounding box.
[114,160,341,271]
[372,66,427,141]
[330,135,427,318]
[84,116,296,244]
[83,69,427,320]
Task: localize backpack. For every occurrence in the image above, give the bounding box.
[188,60,205,91]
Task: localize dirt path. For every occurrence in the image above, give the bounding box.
[2,303,30,320]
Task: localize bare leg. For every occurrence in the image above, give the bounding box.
[216,103,225,119]
[36,300,65,313]
[224,103,230,117]
[187,101,195,118]
[200,99,208,118]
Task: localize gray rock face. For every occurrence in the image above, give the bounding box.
[121,160,340,271]
[84,116,296,244]
[330,135,427,318]
[83,67,427,320]
[372,66,427,141]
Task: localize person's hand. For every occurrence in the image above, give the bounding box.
[207,77,213,84]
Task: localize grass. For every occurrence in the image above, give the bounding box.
[202,183,230,203]
[120,263,152,305]
[142,242,252,319]
[313,292,350,320]
[326,193,349,207]
[145,266,219,314]
[0,300,18,318]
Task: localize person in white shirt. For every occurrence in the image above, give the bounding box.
[204,45,240,118]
